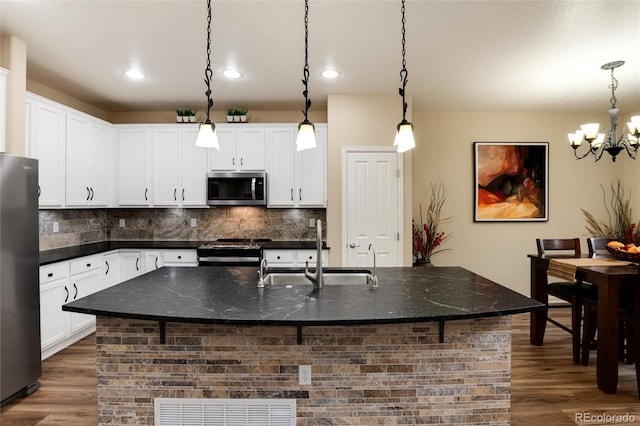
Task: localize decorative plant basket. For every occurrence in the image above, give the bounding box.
[606,245,640,263]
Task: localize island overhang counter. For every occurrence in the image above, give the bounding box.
[63,265,543,425]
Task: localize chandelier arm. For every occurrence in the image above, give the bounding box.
[572,145,596,160]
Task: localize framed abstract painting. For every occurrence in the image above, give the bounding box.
[473,142,548,222]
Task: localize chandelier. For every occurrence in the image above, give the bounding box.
[393,0,415,153]
[295,0,316,151]
[568,61,640,162]
[195,0,220,149]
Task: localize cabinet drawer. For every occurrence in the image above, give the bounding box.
[297,250,317,264]
[70,255,102,275]
[264,250,294,264]
[163,249,197,263]
[40,262,69,284]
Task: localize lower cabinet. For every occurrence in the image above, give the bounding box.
[263,249,328,268]
[120,250,143,281]
[39,262,71,356]
[163,249,198,267]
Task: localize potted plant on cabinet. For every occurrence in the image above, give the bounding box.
[185,109,197,123]
[176,109,184,123]
[227,108,237,123]
[237,108,248,122]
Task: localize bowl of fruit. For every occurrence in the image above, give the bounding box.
[606,240,640,262]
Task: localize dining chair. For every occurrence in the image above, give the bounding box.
[587,237,612,256]
[536,238,593,363]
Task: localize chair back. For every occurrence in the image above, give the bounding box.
[587,237,611,256]
[536,238,581,256]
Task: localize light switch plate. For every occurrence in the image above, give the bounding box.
[309,219,315,228]
[299,365,311,385]
[190,218,197,227]
[53,222,59,233]
[119,219,125,228]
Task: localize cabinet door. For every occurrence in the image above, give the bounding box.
[143,251,163,273]
[65,113,92,205]
[208,126,236,170]
[237,127,266,170]
[152,127,180,206]
[120,251,143,281]
[297,125,327,207]
[40,278,71,350]
[118,128,151,206]
[87,121,110,206]
[69,269,101,333]
[103,252,122,288]
[266,127,296,207]
[180,128,207,206]
[30,98,66,207]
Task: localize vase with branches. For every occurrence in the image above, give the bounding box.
[413,182,452,263]
[581,179,640,244]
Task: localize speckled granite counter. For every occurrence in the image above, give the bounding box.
[39,240,325,265]
[62,265,541,325]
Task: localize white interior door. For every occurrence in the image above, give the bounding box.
[343,149,401,267]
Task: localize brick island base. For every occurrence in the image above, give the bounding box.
[95,315,512,425]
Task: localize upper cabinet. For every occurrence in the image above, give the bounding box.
[117,126,152,206]
[26,94,67,208]
[65,111,112,207]
[266,124,327,208]
[208,125,266,171]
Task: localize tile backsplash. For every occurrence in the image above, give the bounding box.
[39,207,326,251]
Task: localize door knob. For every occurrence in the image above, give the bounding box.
[348,243,361,248]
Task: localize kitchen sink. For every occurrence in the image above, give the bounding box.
[262,270,374,286]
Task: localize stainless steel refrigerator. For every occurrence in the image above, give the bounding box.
[0,153,41,405]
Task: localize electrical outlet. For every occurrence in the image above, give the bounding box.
[299,365,311,385]
[119,219,125,228]
[190,218,197,227]
[53,222,59,233]
[309,219,315,228]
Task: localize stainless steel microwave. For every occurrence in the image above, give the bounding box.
[206,172,267,206]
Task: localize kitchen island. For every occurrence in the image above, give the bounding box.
[63,265,542,425]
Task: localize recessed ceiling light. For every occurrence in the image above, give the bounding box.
[124,69,145,80]
[321,69,340,79]
[222,69,243,79]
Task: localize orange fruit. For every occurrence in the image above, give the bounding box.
[627,245,640,253]
[607,241,624,248]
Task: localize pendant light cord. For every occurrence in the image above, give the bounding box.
[301,0,312,121]
[203,0,214,119]
[398,0,409,122]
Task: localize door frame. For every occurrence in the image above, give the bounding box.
[341,146,404,266]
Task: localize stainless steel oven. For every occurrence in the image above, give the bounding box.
[197,239,271,266]
[206,172,267,206]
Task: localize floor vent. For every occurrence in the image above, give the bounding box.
[154,398,296,426]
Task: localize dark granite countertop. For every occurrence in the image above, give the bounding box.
[39,240,328,265]
[62,266,543,326]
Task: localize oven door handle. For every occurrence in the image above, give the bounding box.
[251,177,256,201]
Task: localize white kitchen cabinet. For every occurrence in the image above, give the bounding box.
[163,249,198,267]
[68,256,102,333]
[143,250,164,273]
[151,125,207,207]
[103,251,122,288]
[263,249,328,268]
[209,125,266,171]
[120,250,143,281]
[266,124,326,207]
[65,111,111,207]
[117,126,152,206]
[39,262,71,356]
[26,94,66,208]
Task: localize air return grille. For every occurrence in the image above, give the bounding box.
[154,398,296,426]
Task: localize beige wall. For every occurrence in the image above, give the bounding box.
[410,110,639,296]
[1,36,27,155]
[326,94,413,266]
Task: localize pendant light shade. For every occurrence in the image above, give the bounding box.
[195,119,220,149]
[195,0,220,150]
[393,0,415,153]
[296,0,316,151]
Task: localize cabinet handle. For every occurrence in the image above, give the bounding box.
[73,283,78,299]
[155,257,159,269]
[64,286,69,303]
[277,256,281,260]
[290,188,294,201]
[105,260,110,275]
[136,258,139,271]
[174,188,177,201]
[177,255,182,259]
[145,188,148,201]
[299,188,302,201]
[86,187,91,201]
[232,157,235,166]
[240,158,243,166]
[90,187,94,200]
[47,272,53,278]
[38,185,41,198]
[182,189,185,201]
[86,263,91,268]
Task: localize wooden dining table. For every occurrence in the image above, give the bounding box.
[528,253,638,394]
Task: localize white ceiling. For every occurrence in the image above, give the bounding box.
[1,0,639,115]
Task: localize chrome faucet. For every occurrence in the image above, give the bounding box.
[368,243,379,289]
[257,258,268,287]
[304,219,324,290]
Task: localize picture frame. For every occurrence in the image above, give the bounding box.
[473,142,548,222]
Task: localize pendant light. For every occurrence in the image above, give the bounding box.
[296,0,316,151]
[195,0,220,149]
[393,0,415,153]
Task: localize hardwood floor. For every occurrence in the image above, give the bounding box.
[1,310,638,425]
